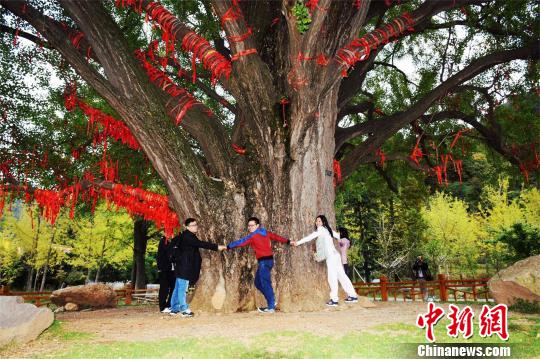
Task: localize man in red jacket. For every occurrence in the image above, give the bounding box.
[226,217,290,313]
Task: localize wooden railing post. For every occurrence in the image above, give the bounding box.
[438,274,448,301]
[125,284,132,305]
[380,275,388,301]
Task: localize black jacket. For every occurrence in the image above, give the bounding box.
[170,230,218,284]
[412,260,432,280]
[157,236,174,272]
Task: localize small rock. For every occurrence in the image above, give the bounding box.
[65,303,79,311]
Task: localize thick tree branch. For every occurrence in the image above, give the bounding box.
[334,0,493,110]
[337,100,373,119]
[339,42,539,178]
[373,163,399,194]
[0,24,48,47]
[425,20,524,38]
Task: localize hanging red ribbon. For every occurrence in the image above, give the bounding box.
[279,97,290,127]
[232,143,246,155]
[333,159,342,186]
[376,148,386,167]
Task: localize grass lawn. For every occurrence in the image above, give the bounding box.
[5,314,536,359]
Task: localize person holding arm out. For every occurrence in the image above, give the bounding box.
[292,215,358,307]
[226,217,290,313]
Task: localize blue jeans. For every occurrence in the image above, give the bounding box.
[170,278,189,313]
[254,258,275,309]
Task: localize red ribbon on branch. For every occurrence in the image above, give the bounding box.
[335,13,414,74]
[333,159,342,186]
[134,49,199,124]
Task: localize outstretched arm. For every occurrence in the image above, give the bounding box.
[227,232,254,250]
[332,230,341,240]
[296,230,319,246]
[184,236,219,251]
[268,232,290,245]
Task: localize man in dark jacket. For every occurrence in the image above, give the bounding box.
[157,236,176,313]
[412,256,432,301]
[169,218,226,317]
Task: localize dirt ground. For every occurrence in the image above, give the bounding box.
[56,301,425,341]
[5,301,493,358]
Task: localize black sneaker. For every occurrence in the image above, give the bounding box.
[181,310,194,318]
[345,296,358,303]
[326,300,339,307]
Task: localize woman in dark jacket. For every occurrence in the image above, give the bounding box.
[169,218,226,317]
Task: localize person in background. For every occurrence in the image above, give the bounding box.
[157,235,175,313]
[412,255,432,301]
[169,218,226,317]
[226,217,291,313]
[337,227,352,279]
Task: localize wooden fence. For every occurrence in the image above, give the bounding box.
[354,274,492,302]
[1,275,492,307]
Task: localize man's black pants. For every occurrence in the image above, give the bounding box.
[158,270,176,311]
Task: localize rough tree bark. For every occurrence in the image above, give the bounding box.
[1,0,537,311]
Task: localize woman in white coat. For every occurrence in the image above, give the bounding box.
[292,215,358,306]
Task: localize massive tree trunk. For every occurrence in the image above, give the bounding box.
[2,0,537,311]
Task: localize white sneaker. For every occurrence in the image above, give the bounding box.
[161,308,171,313]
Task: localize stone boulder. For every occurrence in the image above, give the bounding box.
[488,255,540,306]
[0,296,54,346]
[51,283,116,308]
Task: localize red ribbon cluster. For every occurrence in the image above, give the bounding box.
[64,91,141,151]
[134,49,199,125]
[33,188,64,225]
[0,172,180,237]
[181,32,232,84]
[101,182,180,237]
[409,129,468,185]
[117,0,231,84]
[336,13,415,76]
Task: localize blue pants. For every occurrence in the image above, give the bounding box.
[170,278,189,313]
[254,258,275,309]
